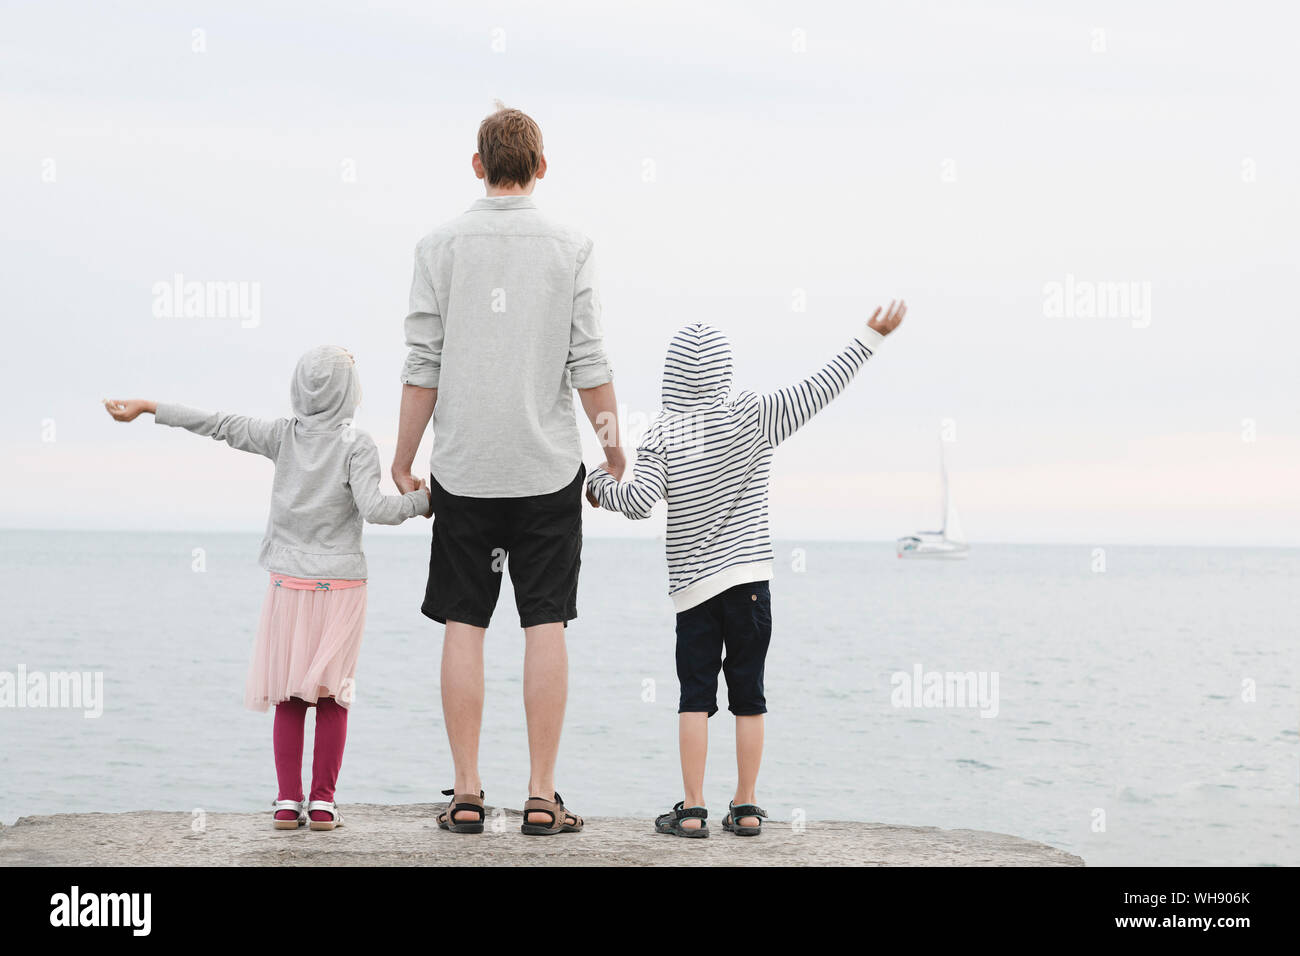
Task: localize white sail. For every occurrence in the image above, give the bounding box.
[943,492,966,544]
[897,441,969,558]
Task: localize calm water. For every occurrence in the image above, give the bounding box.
[1,529,1296,865]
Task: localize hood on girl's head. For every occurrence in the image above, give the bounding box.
[661,323,734,412]
[291,345,361,427]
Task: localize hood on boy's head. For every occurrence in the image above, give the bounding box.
[661,323,734,412]
[291,345,361,427]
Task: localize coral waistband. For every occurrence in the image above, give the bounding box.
[270,573,365,591]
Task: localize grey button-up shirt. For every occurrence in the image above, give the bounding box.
[403,196,613,498]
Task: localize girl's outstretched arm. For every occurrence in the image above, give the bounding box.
[347,434,431,524]
[104,398,286,459]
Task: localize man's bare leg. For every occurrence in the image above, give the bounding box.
[442,620,485,822]
[523,622,567,822]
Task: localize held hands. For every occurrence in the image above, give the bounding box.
[393,467,433,519]
[601,447,627,481]
[585,448,625,508]
[392,465,422,495]
[103,399,157,422]
[585,450,628,509]
[867,300,907,336]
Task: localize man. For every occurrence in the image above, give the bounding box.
[391,105,624,835]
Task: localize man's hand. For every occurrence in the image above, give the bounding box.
[103,399,157,422]
[601,446,627,482]
[391,465,422,496]
[868,299,907,336]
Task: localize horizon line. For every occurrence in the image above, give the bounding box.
[1,526,1296,551]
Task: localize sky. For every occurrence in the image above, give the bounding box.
[2,0,1297,546]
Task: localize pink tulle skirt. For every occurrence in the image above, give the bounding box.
[244,575,368,713]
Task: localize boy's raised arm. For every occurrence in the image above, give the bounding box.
[758,300,905,447]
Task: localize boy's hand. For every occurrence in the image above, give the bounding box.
[868,299,907,336]
[103,399,156,422]
[584,463,610,508]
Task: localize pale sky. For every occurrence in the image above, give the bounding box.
[2,1,1297,545]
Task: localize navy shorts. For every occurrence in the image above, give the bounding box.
[675,580,772,717]
[421,464,584,629]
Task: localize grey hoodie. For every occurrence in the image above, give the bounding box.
[155,345,428,579]
[587,322,882,611]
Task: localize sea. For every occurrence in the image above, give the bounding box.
[1,529,1296,866]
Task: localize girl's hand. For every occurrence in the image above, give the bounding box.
[103,399,157,422]
[416,478,433,518]
[867,300,907,336]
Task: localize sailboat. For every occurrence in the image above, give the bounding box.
[896,444,969,559]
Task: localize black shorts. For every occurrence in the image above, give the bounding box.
[421,464,585,629]
[675,580,772,717]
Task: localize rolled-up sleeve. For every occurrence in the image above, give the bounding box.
[567,239,613,389]
[401,243,443,389]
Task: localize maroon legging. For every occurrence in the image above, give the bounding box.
[273,696,348,821]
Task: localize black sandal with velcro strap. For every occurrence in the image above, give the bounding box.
[655,801,709,838]
[722,801,767,836]
[437,788,486,834]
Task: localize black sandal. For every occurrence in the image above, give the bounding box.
[655,801,709,838]
[722,802,767,836]
[437,788,486,834]
[520,791,584,835]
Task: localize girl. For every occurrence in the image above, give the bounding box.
[104,345,430,831]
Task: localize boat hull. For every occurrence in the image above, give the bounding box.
[896,536,969,559]
[896,546,969,559]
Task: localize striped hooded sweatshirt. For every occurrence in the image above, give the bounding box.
[586,322,884,612]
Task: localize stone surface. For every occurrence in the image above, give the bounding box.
[0,803,1084,866]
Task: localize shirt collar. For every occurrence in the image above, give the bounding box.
[468,196,538,212]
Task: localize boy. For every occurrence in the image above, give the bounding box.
[585,301,906,836]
